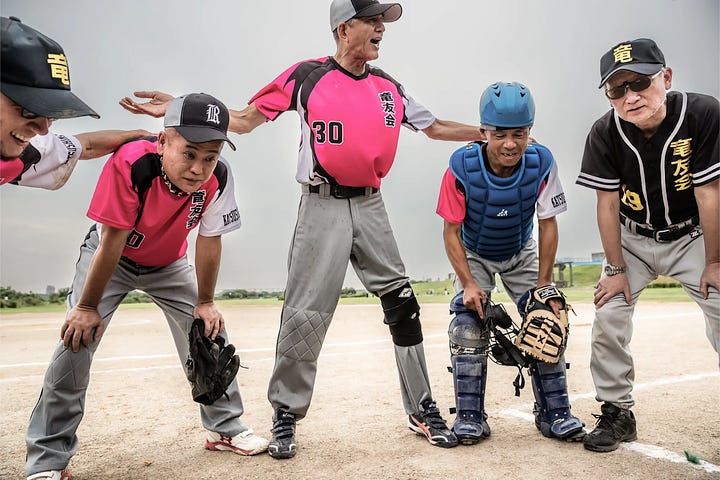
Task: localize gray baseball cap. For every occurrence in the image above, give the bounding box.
[330,0,402,31]
[164,93,236,151]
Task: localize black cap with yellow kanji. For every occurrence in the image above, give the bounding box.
[599,38,666,88]
[1,16,99,119]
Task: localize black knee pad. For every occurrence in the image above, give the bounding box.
[381,283,423,346]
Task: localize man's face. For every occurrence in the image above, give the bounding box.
[344,15,385,62]
[483,127,530,175]
[0,94,52,158]
[157,128,222,193]
[606,68,671,129]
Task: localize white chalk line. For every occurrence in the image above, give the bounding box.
[500,371,720,474]
[2,313,717,473]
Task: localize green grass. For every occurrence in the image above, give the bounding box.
[0,267,692,316]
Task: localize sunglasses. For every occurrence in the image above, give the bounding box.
[605,70,663,100]
[10,100,57,122]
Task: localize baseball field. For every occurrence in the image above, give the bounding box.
[1,299,718,479]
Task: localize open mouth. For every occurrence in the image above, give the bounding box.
[370,38,381,46]
[11,131,32,143]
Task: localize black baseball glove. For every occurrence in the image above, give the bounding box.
[185,318,240,405]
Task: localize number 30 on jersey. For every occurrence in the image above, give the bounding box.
[312,121,344,144]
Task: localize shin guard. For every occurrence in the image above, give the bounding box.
[529,360,585,440]
[450,354,491,444]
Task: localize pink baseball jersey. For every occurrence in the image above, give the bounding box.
[87,138,240,267]
[250,57,435,188]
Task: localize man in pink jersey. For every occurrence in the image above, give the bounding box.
[1,16,147,189]
[25,93,268,480]
[120,0,485,459]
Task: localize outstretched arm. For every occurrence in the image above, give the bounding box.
[120,91,268,135]
[76,129,151,160]
[422,119,485,142]
[119,90,174,118]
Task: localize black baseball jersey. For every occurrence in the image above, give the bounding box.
[576,91,719,228]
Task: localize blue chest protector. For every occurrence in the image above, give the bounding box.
[449,142,554,261]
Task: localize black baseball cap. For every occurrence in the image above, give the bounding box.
[164,93,236,151]
[329,0,402,31]
[599,38,666,88]
[1,16,99,119]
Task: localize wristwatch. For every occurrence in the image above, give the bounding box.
[604,264,626,276]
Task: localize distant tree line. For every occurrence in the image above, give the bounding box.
[0,286,369,309]
[0,286,70,308]
[0,286,153,309]
[218,287,368,301]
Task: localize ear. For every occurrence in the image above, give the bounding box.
[662,67,673,90]
[157,130,167,155]
[337,21,350,40]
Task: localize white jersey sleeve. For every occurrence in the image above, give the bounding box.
[536,161,567,219]
[198,156,242,237]
[16,133,84,190]
[400,87,436,132]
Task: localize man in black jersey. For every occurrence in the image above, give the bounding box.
[576,37,719,453]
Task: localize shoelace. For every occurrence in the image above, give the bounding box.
[272,414,296,438]
[421,402,448,428]
[591,412,620,433]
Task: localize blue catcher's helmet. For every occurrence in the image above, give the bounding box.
[479,81,535,129]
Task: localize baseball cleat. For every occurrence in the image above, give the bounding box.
[583,403,637,452]
[408,400,459,448]
[205,429,269,456]
[269,409,297,459]
[26,470,73,480]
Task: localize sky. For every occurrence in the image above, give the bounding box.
[0,0,718,293]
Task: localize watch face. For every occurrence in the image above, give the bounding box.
[605,265,622,275]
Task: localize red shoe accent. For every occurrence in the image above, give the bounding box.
[204,439,255,455]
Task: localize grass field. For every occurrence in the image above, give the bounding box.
[0,283,694,315]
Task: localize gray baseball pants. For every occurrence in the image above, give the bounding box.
[591,226,720,409]
[267,189,433,420]
[456,239,540,303]
[25,226,248,476]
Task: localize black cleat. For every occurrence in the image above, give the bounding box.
[408,400,459,448]
[268,409,297,459]
[583,403,637,452]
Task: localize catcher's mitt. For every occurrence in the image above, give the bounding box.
[515,285,572,363]
[185,318,240,405]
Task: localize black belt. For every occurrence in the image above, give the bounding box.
[120,256,156,270]
[305,183,378,199]
[620,214,699,242]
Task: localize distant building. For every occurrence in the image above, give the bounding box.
[46,285,56,295]
[591,251,605,262]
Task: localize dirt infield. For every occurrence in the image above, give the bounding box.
[1,301,718,480]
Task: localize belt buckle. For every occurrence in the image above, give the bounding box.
[653,227,675,242]
[331,185,350,199]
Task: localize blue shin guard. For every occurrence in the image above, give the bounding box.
[529,360,585,441]
[450,354,491,444]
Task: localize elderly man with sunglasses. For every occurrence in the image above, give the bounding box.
[577,38,719,453]
[1,17,146,189]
